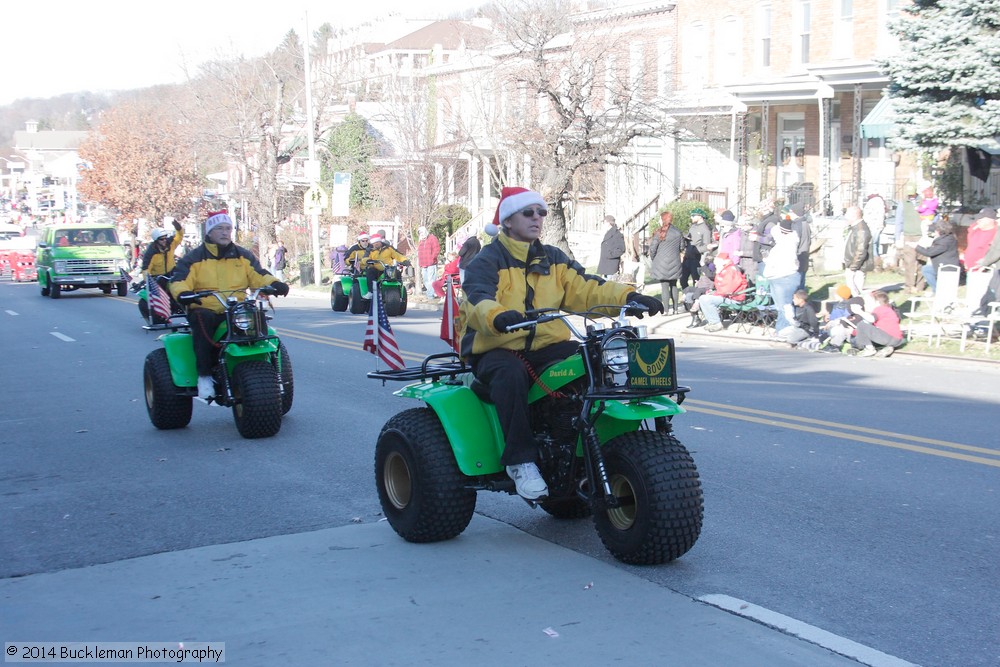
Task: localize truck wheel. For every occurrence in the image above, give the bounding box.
[540,497,592,519]
[348,279,369,314]
[50,282,61,299]
[278,343,294,415]
[144,348,193,429]
[117,281,128,297]
[100,285,112,294]
[375,407,476,543]
[382,286,403,317]
[593,431,703,565]
[331,281,348,311]
[39,275,50,297]
[231,361,282,438]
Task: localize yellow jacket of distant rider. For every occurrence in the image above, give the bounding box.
[169,241,277,314]
[459,232,633,357]
[365,245,409,270]
[141,227,183,277]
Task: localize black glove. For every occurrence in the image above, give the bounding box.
[172,220,182,231]
[177,291,202,305]
[271,281,290,296]
[624,292,664,318]
[493,310,528,333]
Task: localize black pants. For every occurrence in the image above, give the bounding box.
[680,249,701,288]
[471,341,579,467]
[188,308,226,376]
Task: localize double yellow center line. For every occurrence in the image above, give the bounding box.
[278,325,999,468]
[684,399,1000,468]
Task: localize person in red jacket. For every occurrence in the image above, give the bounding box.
[417,226,440,299]
[432,251,460,298]
[695,252,748,332]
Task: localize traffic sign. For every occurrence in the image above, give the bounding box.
[304,185,328,215]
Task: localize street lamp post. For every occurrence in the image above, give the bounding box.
[304,11,322,286]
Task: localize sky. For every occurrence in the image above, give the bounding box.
[2,0,475,106]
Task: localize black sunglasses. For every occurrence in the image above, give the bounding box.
[520,207,548,218]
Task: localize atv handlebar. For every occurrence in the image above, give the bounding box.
[178,286,278,307]
[504,304,638,336]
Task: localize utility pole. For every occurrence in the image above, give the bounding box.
[304,10,322,285]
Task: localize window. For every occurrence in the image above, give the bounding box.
[657,37,673,97]
[716,17,741,83]
[834,0,854,58]
[630,42,644,99]
[796,1,811,65]
[878,0,900,55]
[683,23,707,88]
[757,4,772,69]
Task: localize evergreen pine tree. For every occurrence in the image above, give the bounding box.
[883,0,1000,149]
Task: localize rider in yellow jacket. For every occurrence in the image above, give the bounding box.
[169,211,288,399]
[459,187,663,500]
[141,218,184,278]
[361,234,410,296]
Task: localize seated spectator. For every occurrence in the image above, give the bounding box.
[682,254,716,329]
[851,290,905,357]
[777,289,820,345]
[432,251,460,298]
[818,284,864,352]
[696,252,748,332]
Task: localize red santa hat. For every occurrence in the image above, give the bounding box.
[370,234,383,244]
[493,187,547,228]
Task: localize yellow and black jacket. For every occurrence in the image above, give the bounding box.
[344,243,371,273]
[365,245,409,269]
[459,232,633,357]
[170,241,277,314]
[141,228,183,277]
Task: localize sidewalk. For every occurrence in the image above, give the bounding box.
[1,516,872,667]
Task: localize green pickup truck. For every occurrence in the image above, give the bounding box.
[36,223,130,298]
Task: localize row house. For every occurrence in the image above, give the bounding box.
[311,0,932,247]
[679,0,909,215]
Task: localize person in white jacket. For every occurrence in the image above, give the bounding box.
[762,218,801,332]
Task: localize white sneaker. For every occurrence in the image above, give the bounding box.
[506,462,548,500]
[197,375,215,399]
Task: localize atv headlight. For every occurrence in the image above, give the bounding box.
[602,334,630,375]
[232,305,256,335]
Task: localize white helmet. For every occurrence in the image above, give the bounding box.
[151,228,171,242]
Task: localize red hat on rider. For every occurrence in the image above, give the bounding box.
[493,187,547,227]
[370,234,383,244]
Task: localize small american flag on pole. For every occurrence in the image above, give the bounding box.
[439,276,460,353]
[363,288,405,370]
[147,275,172,321]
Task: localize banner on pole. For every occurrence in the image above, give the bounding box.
[332,172,352,217]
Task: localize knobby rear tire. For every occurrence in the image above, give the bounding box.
[144,348,193,430]
[375,408,476,543]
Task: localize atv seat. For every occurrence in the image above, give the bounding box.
[470,378,494,403]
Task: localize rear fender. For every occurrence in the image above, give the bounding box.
[395,382,505,476]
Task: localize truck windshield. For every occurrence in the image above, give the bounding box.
[57,229,120,246]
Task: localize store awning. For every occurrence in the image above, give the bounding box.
[860,96,895,138]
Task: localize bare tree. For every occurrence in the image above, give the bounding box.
[479,0,677,255]
[185,32,306,251]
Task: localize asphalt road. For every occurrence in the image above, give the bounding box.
[1,281,997,667]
